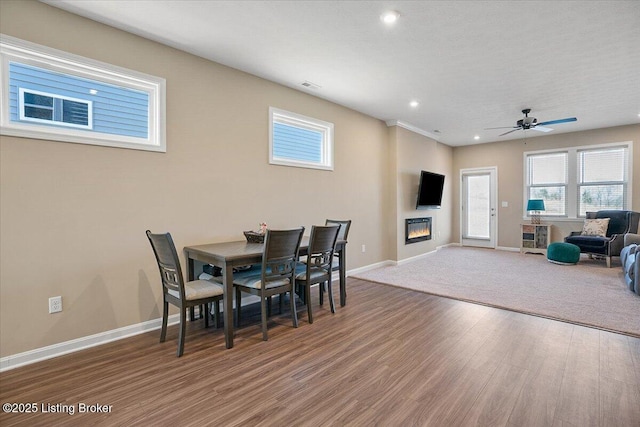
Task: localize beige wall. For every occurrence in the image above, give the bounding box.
[391,127,454,260]
[453,124,640,248]
[0,1,399,357]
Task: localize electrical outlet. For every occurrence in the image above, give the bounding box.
[49,296,62,313]
[361,244,366,253]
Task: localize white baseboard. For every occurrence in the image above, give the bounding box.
[439,242,461,248]
[497,246,520,252]
[396,249,438,266]
[0,314,180,372]
[347,260,395,276]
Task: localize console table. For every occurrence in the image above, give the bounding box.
[520,224,551,255]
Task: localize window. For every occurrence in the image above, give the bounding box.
[269,107,333,170]
[526,152,568,216]
[1,35,165,152]
[578,147,628,215]
[524,142,632,219]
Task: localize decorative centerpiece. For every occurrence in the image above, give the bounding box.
[244,222,267,243]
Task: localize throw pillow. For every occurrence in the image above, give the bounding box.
[581,218,610,237]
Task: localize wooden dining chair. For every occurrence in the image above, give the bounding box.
[321,219,351,304]
[146,230,224,357]
[326,219,352,243]
[233,227,304,341]
[295,225,340,323]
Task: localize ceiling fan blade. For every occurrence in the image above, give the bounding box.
[485,126,517,130]
[537,117,577,126]
[531,126,553,133]
[499,128,521,136]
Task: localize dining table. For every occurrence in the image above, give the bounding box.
[184,236,347,349]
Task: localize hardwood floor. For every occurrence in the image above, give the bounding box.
[1,278,639,426]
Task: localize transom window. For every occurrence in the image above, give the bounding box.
[1,35,165,152]
[269,107,334,171]
[524,142,631,219]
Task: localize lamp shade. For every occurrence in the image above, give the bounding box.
[527,199,545,211]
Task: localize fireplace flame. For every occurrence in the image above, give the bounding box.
[408,227,430,239]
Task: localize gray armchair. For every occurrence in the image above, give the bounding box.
[564,210,640,268]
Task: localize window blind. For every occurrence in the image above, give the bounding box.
[578,147,628,215]
[527,152,568,216]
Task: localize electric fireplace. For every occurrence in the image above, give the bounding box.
[405,217,432,244]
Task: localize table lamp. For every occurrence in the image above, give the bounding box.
[527,199,545,224]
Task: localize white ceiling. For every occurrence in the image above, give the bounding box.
[42,0,640,146]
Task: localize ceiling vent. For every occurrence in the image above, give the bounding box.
[301,81,321,90]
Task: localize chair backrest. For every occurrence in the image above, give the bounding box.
[307,225,341,270]
[146,230,185,300]
[589,210,640,236]
[325,219,351,241]
[261,227,305,287]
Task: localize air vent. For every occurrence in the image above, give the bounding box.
[301,81,321,90]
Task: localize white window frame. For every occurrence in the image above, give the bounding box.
[525,151,569,217]
[269,107,334,171]
[19,88,93,130]
[523,141,633,220]
[0,34,166,152]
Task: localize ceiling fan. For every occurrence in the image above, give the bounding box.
[486,108,577,136]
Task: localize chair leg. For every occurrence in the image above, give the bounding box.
[267,296,272,317]
[306,285,313,324]
[160,301,169,342]
[327,279,336,314]
[177,307,187,357]
[261,296,268,341]
[290,289,298,328]
[606,256,611,268]
[319,282,325,305]
[214,300,221,329]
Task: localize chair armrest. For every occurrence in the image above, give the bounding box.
[624,233,640,247]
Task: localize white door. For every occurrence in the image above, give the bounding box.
[461,168,497,248]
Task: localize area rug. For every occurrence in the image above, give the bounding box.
[353,246,640,337]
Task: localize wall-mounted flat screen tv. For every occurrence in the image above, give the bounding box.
[416,170,445,209]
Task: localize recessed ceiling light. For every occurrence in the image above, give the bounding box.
[409,100,419,108]
[474,135,480,140]
[381,11,400,24]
